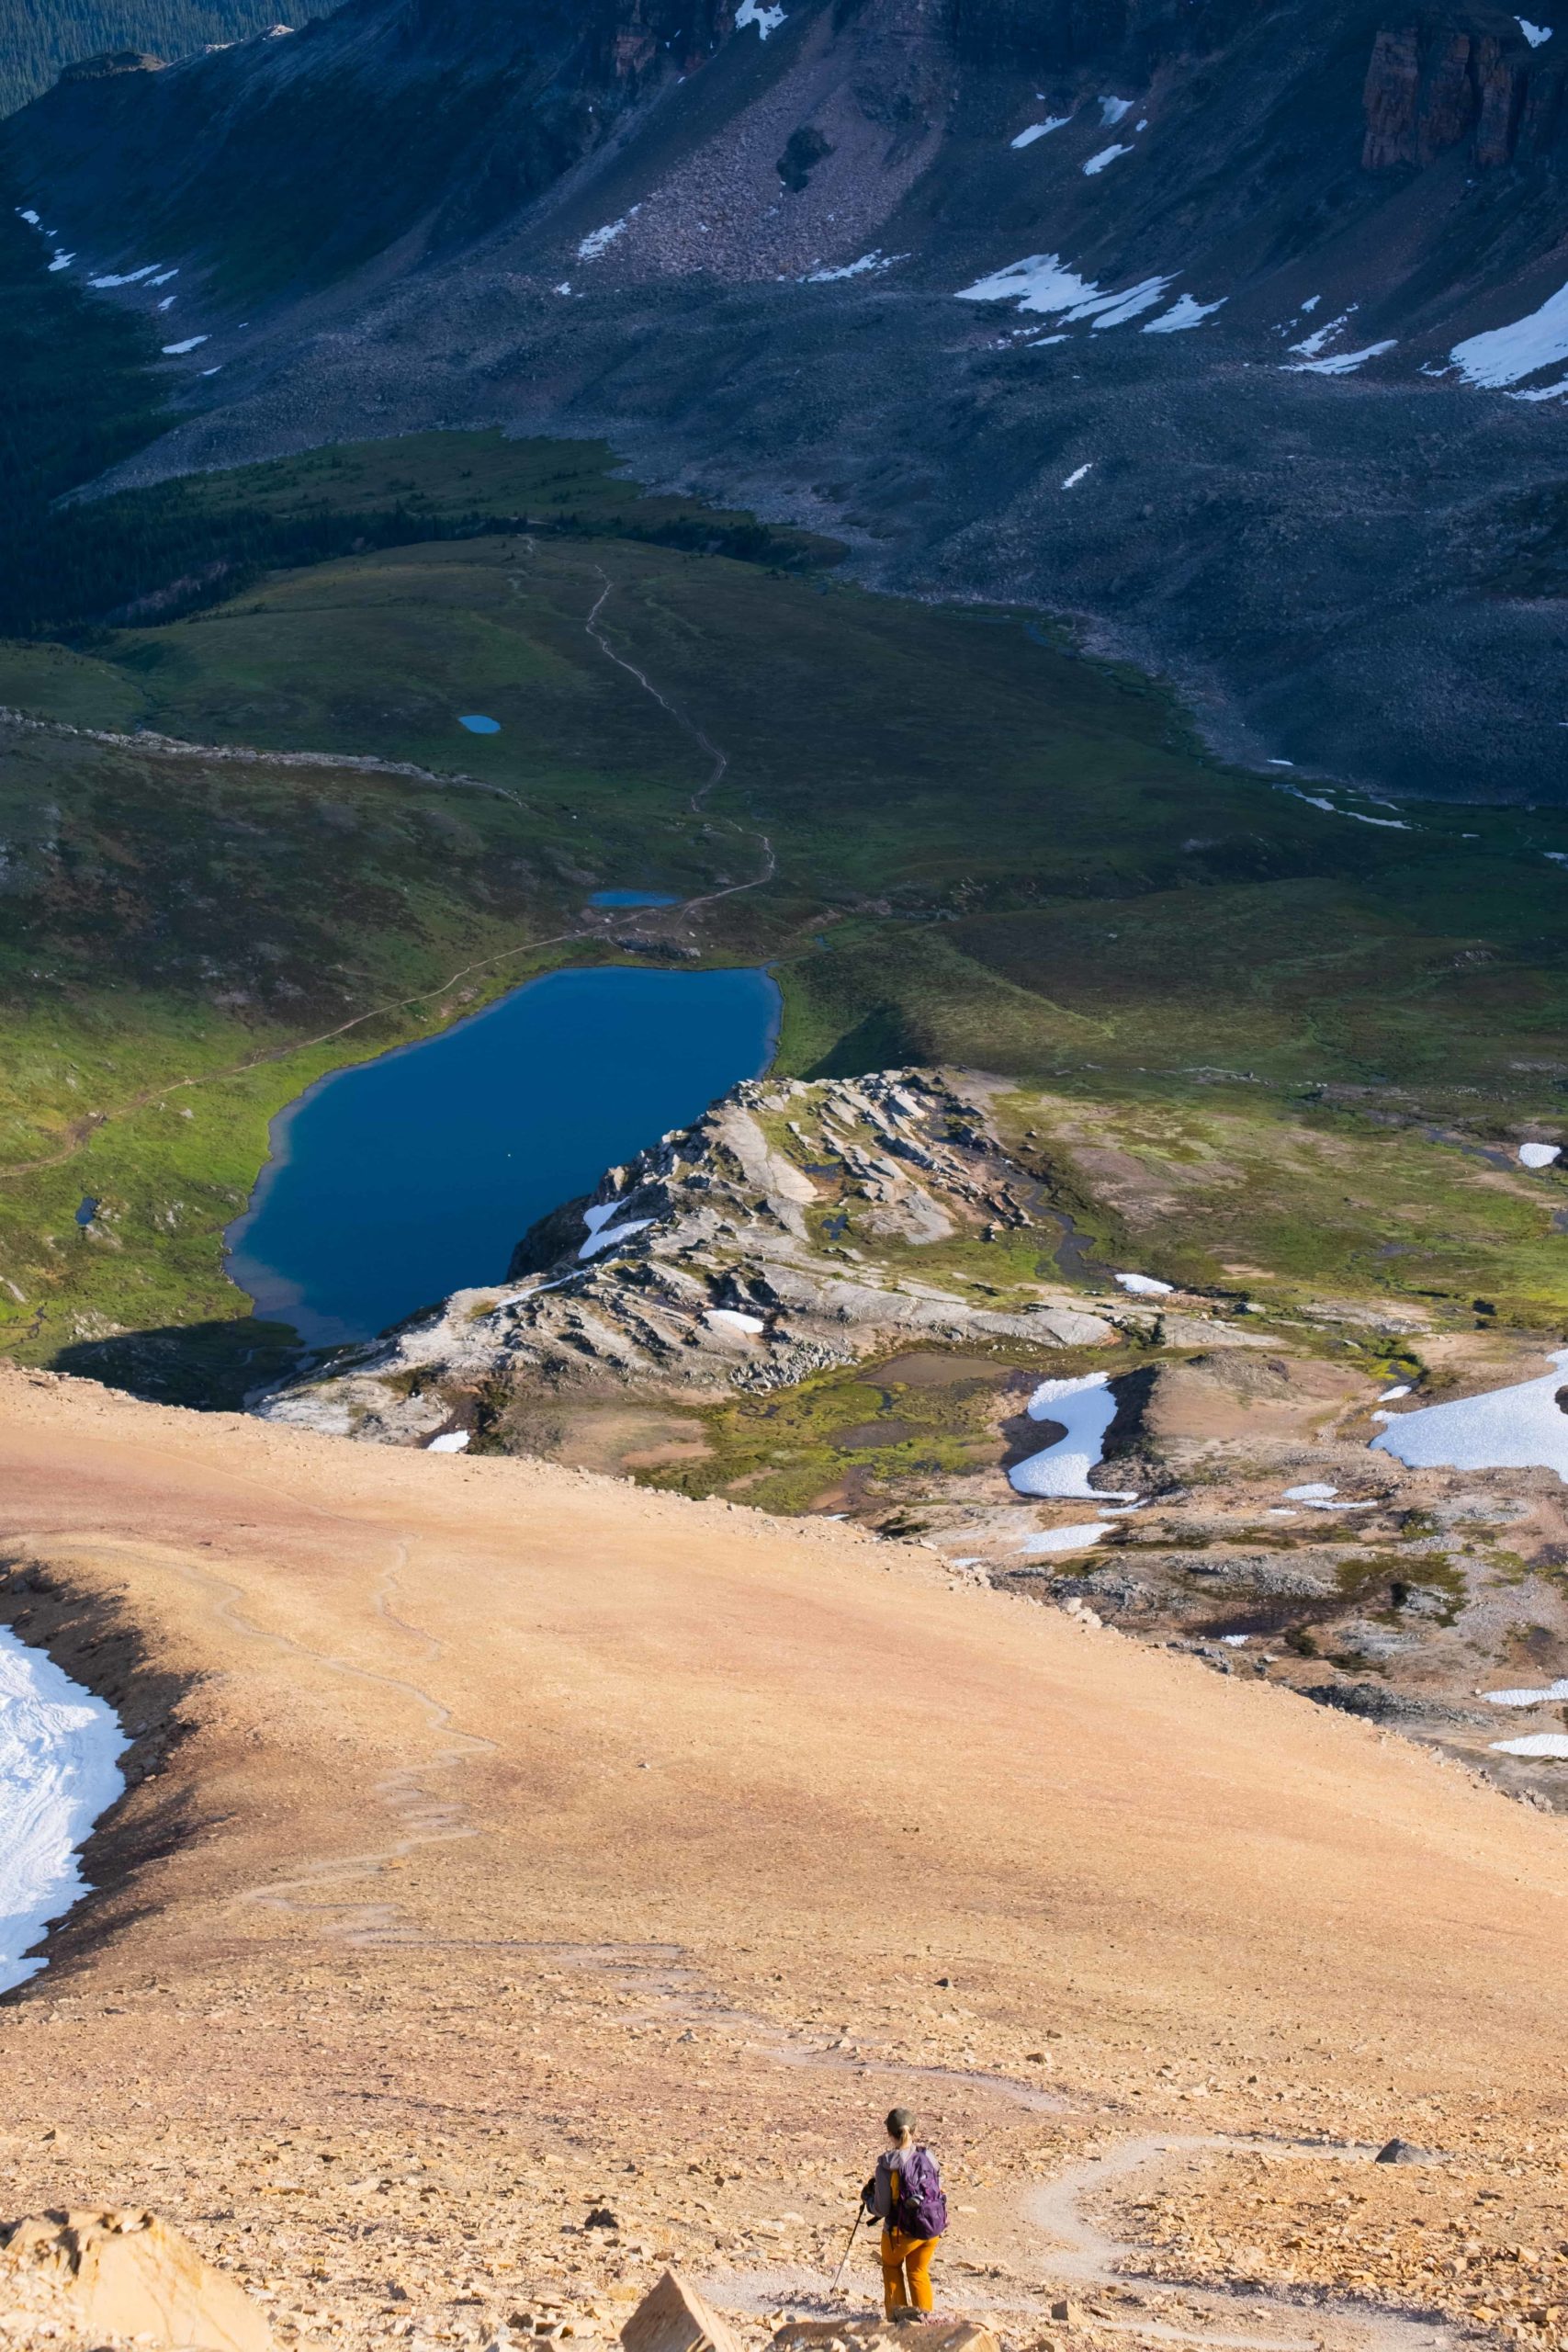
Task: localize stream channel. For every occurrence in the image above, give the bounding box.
[226,964,780,1347]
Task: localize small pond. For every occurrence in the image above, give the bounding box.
[226,964,779,1345]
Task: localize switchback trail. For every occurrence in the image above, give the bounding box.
[582,567,777,909]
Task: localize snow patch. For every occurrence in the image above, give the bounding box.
[1016,1522,1114,1554]
[1009,1374,1136,1501]
[1518,1142,1562,1168]
[1287,339,1396,376]
[1115,1272,1174,1296]
[161,335,209,356]
[1084,142,1134,175]
[1279,786,1411,830]
[1062,463,1094,489]
[1371,1347,1568,1481]
[428,1431,470,1453]
[1491,1734,1568,1758]
[736,0,787,32]
[1517,17,1553,42]
[1012,118,1070,147]
[1285,1483,1338,1502]
[705,1308,766,1336]
[582,1200,626,1236]
[1144,292,1227,334]
[804,249,906,283]
[1451,279,1568,389]
[0,1630,127,1996]
[87,263,164,288]
[578,1218,654,1261]
[957,252,1170,328]
[47,252,74,272]
[1484,1679,1568,1706]
[17,209,39,226]
[1099,96,1135,124]
[1379,1385,1412,1401]
[578,209,638,262]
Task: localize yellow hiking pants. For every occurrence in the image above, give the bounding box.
[881,2229,938,2316]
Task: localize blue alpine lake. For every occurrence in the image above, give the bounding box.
[226,964,780,1345]
[589,889,682,908]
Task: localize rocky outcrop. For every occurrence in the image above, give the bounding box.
[255,1069,1120,1448]
[57,51,165,83]
[590,0,740,88]
[0,2209,271,2352]
[1362,16,1556,169]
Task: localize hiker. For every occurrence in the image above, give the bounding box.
[861,2108,948,2318]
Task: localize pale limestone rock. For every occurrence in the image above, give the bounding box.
[2,2208,272,2352]
[620,2268,742,2352]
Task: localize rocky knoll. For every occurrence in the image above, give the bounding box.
[255,1069,1117,1449]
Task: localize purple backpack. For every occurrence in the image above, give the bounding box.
[895,2147,948,2238]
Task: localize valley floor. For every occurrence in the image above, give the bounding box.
[1,1368,1566,2352]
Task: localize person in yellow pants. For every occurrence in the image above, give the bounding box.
[862,2108,947,2318]
[880,2227,938,2318]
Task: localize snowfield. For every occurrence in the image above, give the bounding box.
[1008,1373,1137,1501]
[1372,1349,1568,1480]
[1451,278,1568,391]
[0,1631,127,1996]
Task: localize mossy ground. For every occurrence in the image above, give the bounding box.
[621,1340,1115,1521]
[5,430,1568,1395]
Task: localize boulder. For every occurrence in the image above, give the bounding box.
[1,2208,272,2352]
[622,2270,744,2352]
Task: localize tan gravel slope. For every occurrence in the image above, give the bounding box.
[1,1365,1565,2352]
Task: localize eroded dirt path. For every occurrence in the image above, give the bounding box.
[1022,2137,1453,2352]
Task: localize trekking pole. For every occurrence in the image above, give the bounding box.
[830,2208,864,2296]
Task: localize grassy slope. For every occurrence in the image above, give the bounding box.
[4,427,1568,1388]
[0,717,625,1389]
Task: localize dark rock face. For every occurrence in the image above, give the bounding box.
[1361,14,1559,169]
[1362,28,1423,167]
[588,0,739,85]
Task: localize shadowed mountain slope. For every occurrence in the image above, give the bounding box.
[4,0,1567,795]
